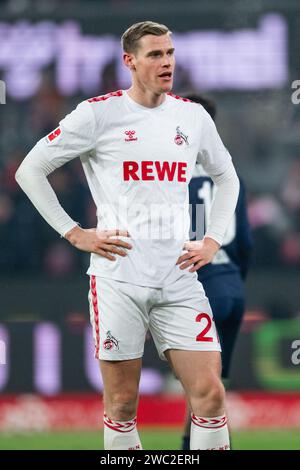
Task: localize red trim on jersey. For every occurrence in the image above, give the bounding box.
[90,275,100,358]
[191,414,227,429]
[87,90,123,103]
[103,413,137,433]
[167,92,192,103]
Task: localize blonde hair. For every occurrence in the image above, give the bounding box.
[121,21,171,53]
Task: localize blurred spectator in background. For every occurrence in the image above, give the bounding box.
[280,159,300,265]
[181,94,253,450]
[248,194,289,267]
[29,75,67,141]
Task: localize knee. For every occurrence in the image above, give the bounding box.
[105,390,138,421]
[190,377,225,416]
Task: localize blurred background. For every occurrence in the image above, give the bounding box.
[0,0,300,450]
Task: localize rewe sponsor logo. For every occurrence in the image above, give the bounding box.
[123,160,187,182]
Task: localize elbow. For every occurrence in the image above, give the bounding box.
[224,163,239,197]
[212,162,240,191]
[233,170,240,198]
[15,164,23,186]
[15,163,28,188]
[228,163,239,186]
[15,161,30,189]
[233,168,239,187]
[229,170,240,211]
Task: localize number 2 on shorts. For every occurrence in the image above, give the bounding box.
[196,312,214,342]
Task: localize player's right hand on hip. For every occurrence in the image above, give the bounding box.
[64,226,132,260]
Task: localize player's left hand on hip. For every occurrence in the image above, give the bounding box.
[176,237,220,272]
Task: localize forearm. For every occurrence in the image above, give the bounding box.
[15,144,78,237]
[205,162,240,246]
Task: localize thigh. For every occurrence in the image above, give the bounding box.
[100,357,142,398]
[149,275,221,360]
[165,349,222,395]
[89,276,149,361]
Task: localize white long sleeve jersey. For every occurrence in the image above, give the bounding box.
[16,90,239,287]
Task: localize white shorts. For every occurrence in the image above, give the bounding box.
[88,274,221,361]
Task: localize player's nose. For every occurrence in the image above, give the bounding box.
[162,53,172,67]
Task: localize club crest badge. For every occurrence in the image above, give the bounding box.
[174,126,189,146]
[103,331,119,351]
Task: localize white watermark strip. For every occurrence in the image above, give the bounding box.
[0,80,6,104]
[0,340,6,365]
[291,80,300,105]
[291,340,300,365]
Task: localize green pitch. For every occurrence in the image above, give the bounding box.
[0,428,299,450]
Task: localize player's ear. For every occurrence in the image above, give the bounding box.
[123,52,136,71]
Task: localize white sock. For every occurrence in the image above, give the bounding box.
[103,413,142,450]
[190,414,230,450]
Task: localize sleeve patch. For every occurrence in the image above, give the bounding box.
[46,127,61,143]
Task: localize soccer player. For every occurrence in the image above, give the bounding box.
[15,21,240,450]
[181,95,253,450]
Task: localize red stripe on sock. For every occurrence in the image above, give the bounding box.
[191,414,227,429]
[103,414,137,433]
[103,421,136,433]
